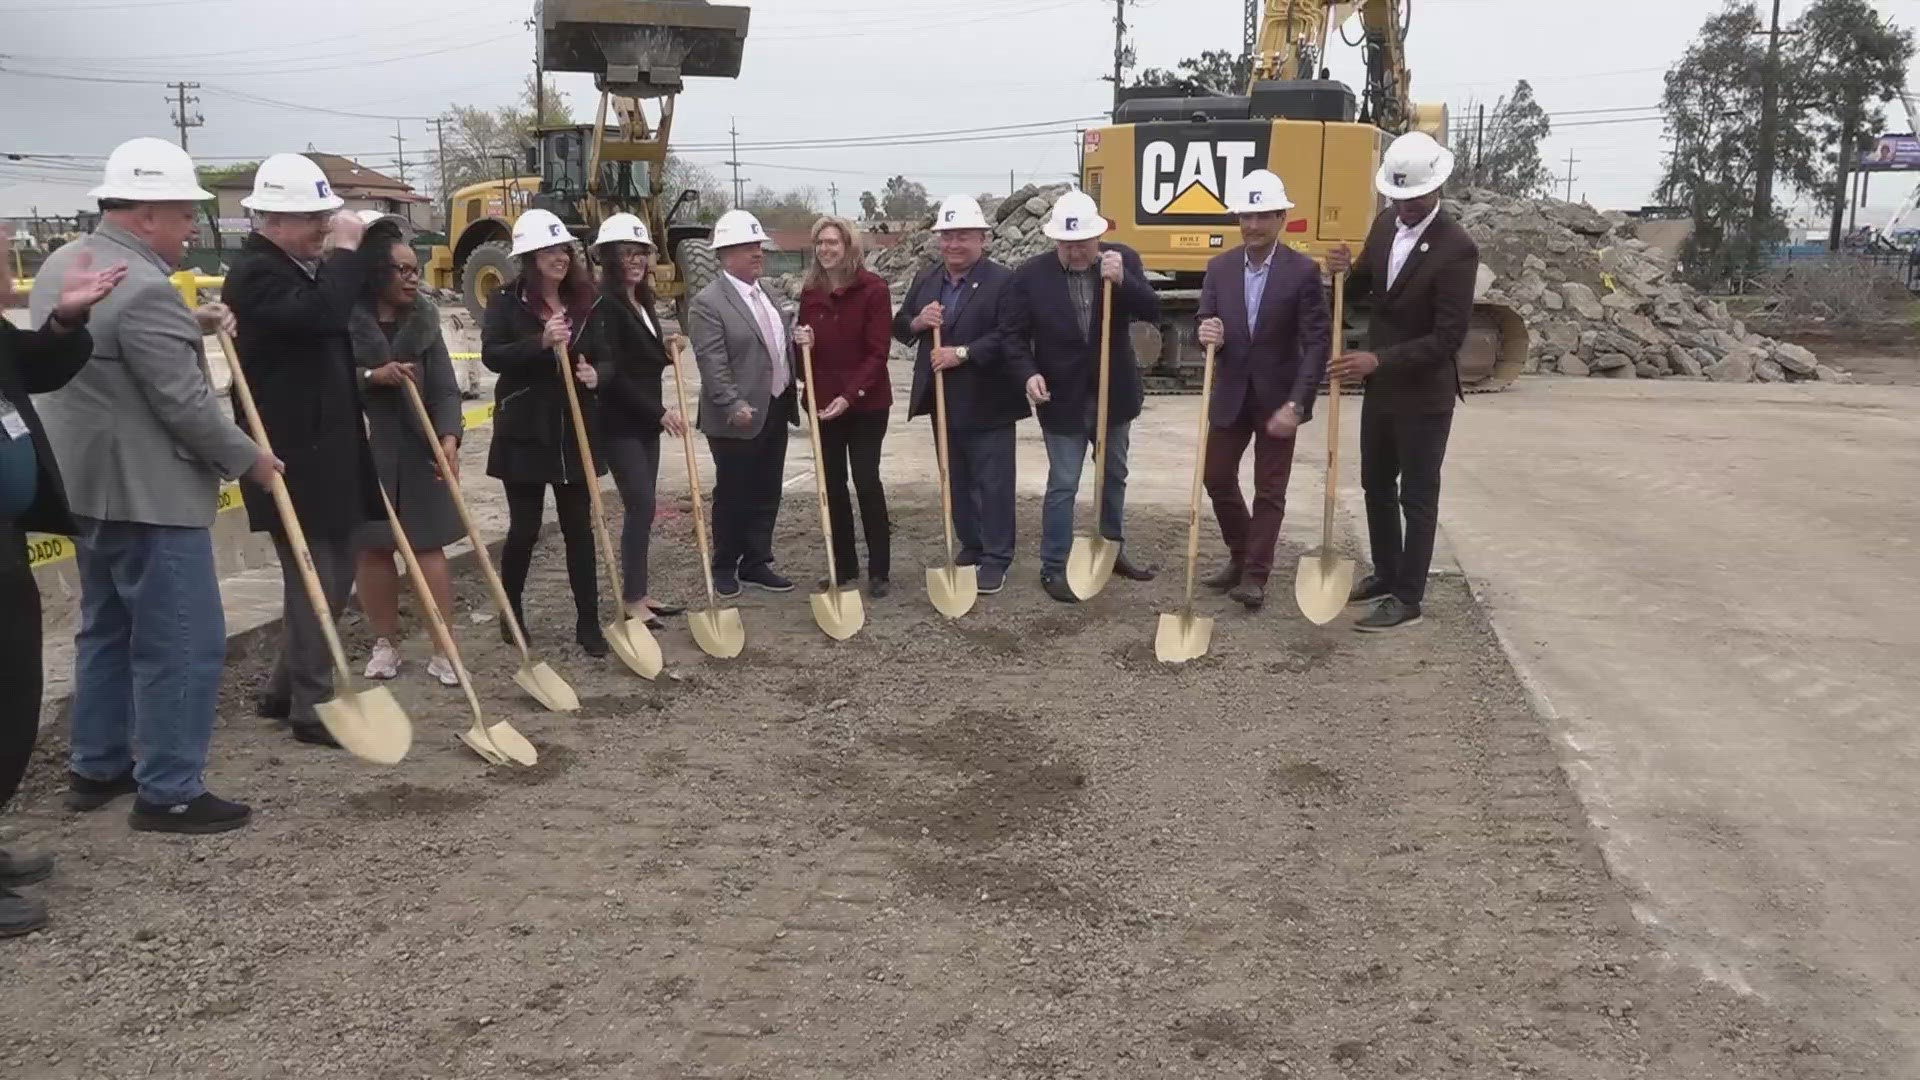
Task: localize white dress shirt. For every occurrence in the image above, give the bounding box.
[1386,203,1440,290]
[725,270,788,396]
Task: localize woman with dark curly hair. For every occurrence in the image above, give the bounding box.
[480,209,612,656]
[348,215,465,684]
[583,213,686,630]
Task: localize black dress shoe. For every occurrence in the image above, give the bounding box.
[1354,596,1424,633]
[867,576,890,598]
[66,769,138,812]
[1348,574,1392,606]
[576,623,611,658]
[741,565,795,592]
[817,571,859,591]
[1114,553,1157,582]
[129,792,253,835]
[1202,562,1242,591]
[977,565,1007,595]
[714,572,742,600]
[0,850,53,889]
[289,720,340,749]
[255,692,289,720]
[1040,572,1078,604]
[1228,581,1267,610]
[0,888,48,938]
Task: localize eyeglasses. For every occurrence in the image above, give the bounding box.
[388,264,421,278]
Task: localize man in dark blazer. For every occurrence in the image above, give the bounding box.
[225,152,381,747]
[1195,170,1330,610]
[1004,191,1160,603]
[2,222,125,934]
[1328,131,1479,632]
[895,195,1027,596]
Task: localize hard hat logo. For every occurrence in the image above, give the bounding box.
[315,181,331,198]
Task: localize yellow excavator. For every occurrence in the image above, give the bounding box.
[425,0,749,325]
[1082,0,1526,393]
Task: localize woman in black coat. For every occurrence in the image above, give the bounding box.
[480,211,612,656]
[584,214,686,629]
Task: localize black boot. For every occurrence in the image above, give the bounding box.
[500,596,529,646]
[576,620,611,658]
[0,888,47,938]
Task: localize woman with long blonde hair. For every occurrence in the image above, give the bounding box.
[796,215,894,596]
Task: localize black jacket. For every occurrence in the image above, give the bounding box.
[221,233,380,539]
[0,315,90,536]
[1341,208,1479,414]
[583,287,672,439]
[893,258,1029,431]
[1003,242,1160,428]
[481,282,609,485]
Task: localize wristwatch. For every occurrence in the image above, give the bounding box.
[955,346,970,362]
[49,307,89,330]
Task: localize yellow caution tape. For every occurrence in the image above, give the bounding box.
[27,382,498,571]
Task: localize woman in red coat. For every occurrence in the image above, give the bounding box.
[797,216,894,597]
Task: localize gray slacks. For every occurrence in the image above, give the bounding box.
[604,431,660,603]
[268,534,357,727]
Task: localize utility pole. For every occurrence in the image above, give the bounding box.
[431,115,450,203]
[828,182,840,216]
[390,121,410,187]
[725,118,748,207]
[1474,105,1486,177]
[1829,102,1859,250]
[1009,169,1015,197]
[166,81,203,151]
[1752,0,1793,242]
[1563,150,1580,203]
[1109,0,1130,116]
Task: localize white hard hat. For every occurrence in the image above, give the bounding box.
[1227,170,1293,215]
[711,209,769,250]
[242,153,345,213]
[510,208,574,257]
[592,213,653,249]
[88,137,215,202]
[1376,131,1455,200]
[931,194,989,232]
[1041,190,1108,242]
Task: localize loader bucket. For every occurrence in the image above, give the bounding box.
[537,0,751,94]
[1459,302,1529,393]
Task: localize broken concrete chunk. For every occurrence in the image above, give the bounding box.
[1560,283,1605,320]
[1557,354,1589,377]
[1773,342,1818,376]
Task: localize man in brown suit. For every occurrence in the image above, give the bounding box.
[1327,131,1478,632]
[1194,170,1330,610]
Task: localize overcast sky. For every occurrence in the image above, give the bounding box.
[3,0,1917,229]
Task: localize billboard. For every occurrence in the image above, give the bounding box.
[1858,134,1920,171]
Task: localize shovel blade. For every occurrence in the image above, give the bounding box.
[809,589,865,641]
[316,684,412,765]
[1294,548,1356,626]
[925,564,978,619]
[513,660,580,713]
[483,721,539,766]
[1154,611,1215,663]
[607,617,663,679]
[1065,536,1119,600]
[459,724,512,766]
[688,606,745,659]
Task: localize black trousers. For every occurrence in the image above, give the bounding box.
[1359,402,1454,607]
[0,523,39,812]
[707,395,792,576]
[501,480,599,628]
[819,410,890,578]
[603,432,660,603]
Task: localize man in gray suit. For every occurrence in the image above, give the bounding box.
[30,137,280,836]
[688,209,812,597]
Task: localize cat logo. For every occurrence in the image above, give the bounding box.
[1134,122,1272,226]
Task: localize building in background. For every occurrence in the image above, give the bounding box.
[209,152,431,243]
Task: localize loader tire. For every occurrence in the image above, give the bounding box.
[674,238,720,328]
[461,241,516,325]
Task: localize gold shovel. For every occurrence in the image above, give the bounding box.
[1156,342,1219,663]
[374,481,536,766]
[555,341,664,678]
[1295,272,1357,625]
[799,343,865,641]
[667,336,744,658]
[925,328,977,618]
[1066,278,1120,600]
[398,378,577,712]
[219,331,411,765]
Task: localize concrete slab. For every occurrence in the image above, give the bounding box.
[1431,377,1920,1064]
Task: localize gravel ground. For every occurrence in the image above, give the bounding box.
[0,487,1877,1079]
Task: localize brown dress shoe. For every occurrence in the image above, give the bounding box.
[1201,562,1241,591]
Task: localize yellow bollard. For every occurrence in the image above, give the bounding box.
[171,269,199,308]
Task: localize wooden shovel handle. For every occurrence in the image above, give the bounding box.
[666,338,723,607]
[1090,277,1114,522]
[932,327,958,563]
[373,474,488,732]
[554,341,627,615]
[217,331,357,688]
[397,378,532,659]
[1324,271,1346,551]
[798,342,840,597]
[1183,343,1217,612]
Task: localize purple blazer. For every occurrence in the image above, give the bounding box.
[1195,244,1331,429]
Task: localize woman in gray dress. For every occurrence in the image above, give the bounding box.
[351,218,465,685]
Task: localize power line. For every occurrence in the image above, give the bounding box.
[166,80,202,152]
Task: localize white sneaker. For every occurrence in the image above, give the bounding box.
[426,655,460,687]
[363,638,401,680]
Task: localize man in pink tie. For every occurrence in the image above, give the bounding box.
[686,210,813,596]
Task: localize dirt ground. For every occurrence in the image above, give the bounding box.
[1,487,1880,1079]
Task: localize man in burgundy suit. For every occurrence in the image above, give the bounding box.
[1194,170,1330,610]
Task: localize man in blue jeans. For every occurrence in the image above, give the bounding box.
[30,138,281,835]
[1003,190,1160,602]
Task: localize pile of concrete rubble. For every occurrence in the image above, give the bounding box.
[1456,187,1847,383]
[869,182,1074,292]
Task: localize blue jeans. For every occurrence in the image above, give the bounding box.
[944,422,1017,572]
[1039,419,1130,574]
[68,518,227,805]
